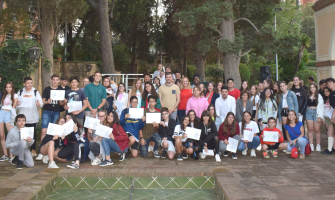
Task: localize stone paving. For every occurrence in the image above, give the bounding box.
[0,133,334,199]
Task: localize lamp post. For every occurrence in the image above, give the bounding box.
[28,47,42,101]
[274,7,282,81]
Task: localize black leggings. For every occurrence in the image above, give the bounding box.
[194,133,219,154]
[58,143,82,161]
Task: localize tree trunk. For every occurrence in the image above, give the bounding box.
[40,7,54,90]
[294,44,305,75]
[183,38,187,77]
[97,0,115,74]
[195,51,206,81]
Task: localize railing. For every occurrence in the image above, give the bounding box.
[102,73,152,92]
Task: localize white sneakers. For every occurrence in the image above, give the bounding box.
[91,158,101,166]
[148,146,154,152]
[316,144,321,152]
[250,149,256,157]
[199,152,206,160]
[310,144,314,152]
[242,148,248,156]
[215,154,221,162]
[35,153,43,161]
[42,155,49,164]
[48,161,59,169]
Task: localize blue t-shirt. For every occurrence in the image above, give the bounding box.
[284,121,304,140]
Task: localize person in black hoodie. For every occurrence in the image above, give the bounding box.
[158,107,177,160]
[291,76,308,124]
[194,110,220,162]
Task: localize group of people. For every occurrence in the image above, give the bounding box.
[0,66,334,170]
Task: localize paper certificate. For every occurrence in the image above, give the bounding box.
[226,137,238,153]
[20,127,34,140]
[263,131,279,142]
[202,149,214,156]
[47,123,64,136]
[129,108,144,119]
[68,101,83,113]
[63,119,75,135]
[18,97,32,108]
[115,101,124,116]
[106,89,113,95]
[185,127,201,140]
[243,130,254,142]
[95,124,113,138]
[50,90,65,101]
[84,116,100,130]
[146,113,161,124]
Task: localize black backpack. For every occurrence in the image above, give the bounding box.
[19,89,38,97]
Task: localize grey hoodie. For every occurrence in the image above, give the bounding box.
[16,87,43,124]
[5,126,34,153]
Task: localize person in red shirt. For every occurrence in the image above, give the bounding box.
[260,117,287,158]
[227,78,240,100]
[178,77,193,122]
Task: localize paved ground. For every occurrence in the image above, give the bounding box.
[1,131,335,199]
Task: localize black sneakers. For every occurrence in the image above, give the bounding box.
[182,153,188,159]
[321,149,332,154]
[161,150,167,159]
[67,163,80,169]
[16,160,22,170]
[154,150,160,158]
[223,151,229,157]
[11,156,18,165]
[119,153,125,161]
[99,160,113,166]
[177,153,183,161]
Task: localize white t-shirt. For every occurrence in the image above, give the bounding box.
[282,93,288,108]
[173,125,187,142]
[250,95,260,110]
[239,121,259,139]
[1,94,18,110]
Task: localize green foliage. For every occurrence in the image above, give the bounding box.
[187,65,197,81]
[0,39,41,91]
[205,64,224,83]
[245,62,279,86]
[239,63,251,82]
[113,43,131,72]
[295,69,317,88]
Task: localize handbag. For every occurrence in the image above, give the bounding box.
[288,125,311,155]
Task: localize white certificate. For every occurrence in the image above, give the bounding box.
[47,123,64,136]
[202,149,214,156]
[146,113,161,123]
[226,137,238,153]
[327,108,334,119]
[20,127,34,140]
[115,101,124,116]
[299,115,303,122]
[18,97,32,108]
[63,119,75,135]
[68,101,83,113]
[263,131,279,142]
[185,127,201,140]
[243,130,254,142]
[106,89,113,95]
[129,108,144,119]
[95,124,113,139]
[84,116,100,130]
[50,90,65,101]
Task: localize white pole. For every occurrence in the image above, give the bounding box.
[275,14,278,81]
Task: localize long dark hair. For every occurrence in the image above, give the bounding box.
[180,115,190,131]
[187,110,200,127]
[207,104,217,121]
[223,112,237,138]
[258,87,277,111]
[308,83,319,105]
[116,83,125,101]
[240,80,249,91]
[250,85,258,106]
[241,111,252,135]
[273,81,282,104]
[264,79,274,90]
[200,110,213,125]
[1,81,16,106]
[323,87,330,102]
[291,76,307,98]
[142,81,158,101]
[207,82,216,93]
[109,111,123,135]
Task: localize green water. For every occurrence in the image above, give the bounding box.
[46,188,217,200]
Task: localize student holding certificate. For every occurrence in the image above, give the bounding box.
[187,110,200,128]
[158,107,177,160]
[238,111,260,157]
[173,115,192,161]
[218,112,241,160]
[260,117,286,158]
[5,114,34,169]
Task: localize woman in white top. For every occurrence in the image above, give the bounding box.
[306,83,324,152]
[250,85,260,121]
[321,87,335,154]
[237,111,260,157]
[0,81,18,161]
[128,79,143,108]
[113,83,129,117]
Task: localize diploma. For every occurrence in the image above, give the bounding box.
[95,124,113,139]
[202,149,214,156]
[106,89,113,94]
[18,97,32,108]
[47,123,64,136]
[68,101,83,113]
[226,137,238,153]
[115,101,124,116]
[263,131,279,142]
[185,127,201,140]
[50,90,65,101]
[20,127,34,140]
[129,108,144,119]
[243,130,254,142]
[146,113,161,124]
[63,119,75,135]
[84,116,100,130]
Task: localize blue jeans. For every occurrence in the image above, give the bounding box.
[286,137,308,154]
[41,110,60,128]
[101,138,127,156]
[140,133,162,157]
[177,110,186,125]
[238,135,261,151]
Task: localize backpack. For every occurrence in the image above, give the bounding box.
[19,89,37,97]
[291,146,299,159]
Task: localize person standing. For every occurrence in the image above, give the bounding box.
[81,78,90,91]
[158,72,180,120]
[215,86,236,123]
[191,74,200,89]
[205,82,220,106]
[84,71,107,117]
[153,64,163,79]
[227,78,240,100]
[102,75,114,114]
[128,79,143,109]
[178,77,193,123]
[257,88,278,130]
[291,76,308,123]
[321,87,335,154]
[185,86,209,118]
[236,90,253,123]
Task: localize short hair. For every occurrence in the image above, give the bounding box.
[23,77,32,83]
[319,79,326,85]
[130,96,138,102]
[148,95,157,102]
[94,71,101,76]
[51,74,59,79]
[193,73,200,80]
[267,117,276,123]
[165,72,172,77]
[161,107,169,114]
[15,114,26,123]
[221,85,228,91]
[69,76,79,83]
[60,75,69,81]
[98,109,107,116]
[227,78,234,83]
[240,89,250,99]
[308,76,314,81]
[88,75,94,83]
[143,72,151,78]
[175,71,181,74]
[326,78,335,83]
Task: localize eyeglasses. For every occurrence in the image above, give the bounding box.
[162,113,169,116]
[98,115,105,118]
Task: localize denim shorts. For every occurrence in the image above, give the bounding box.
[0,110,11,123]
[305,107,317,121]
[41,110,60,128]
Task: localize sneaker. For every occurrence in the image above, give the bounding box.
[42,155,49,164]
[8,157,14,163]
[31,150,37,157]
[119,153,125,161]
[35,153,43,161]
[316,144,321,152]
[232,153,237,159]
[263,152,269,158]
[199,152,206,159]
[177,153,183,161]
[223,151,229,157]
[148,145,154,152]
[283,149,287,152]
[286,151,291,154]
[11,156,18,165]
[0,155,9,161]
[91,158,101,166]
[242,148,248,156]
[250,149,256,157]
[48,161,59,169]
[299,154,305,159]
[154,150,160,158]
[67,163,80,169]
[16,160,23,170]
[256,144,262,151]
[321,149,333,154]
[99,159,113,166]
[182,153,188,159]
[215,154,221,162]
[272,150,278,158]
[310,144,314,152]
[161,150,167,159]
